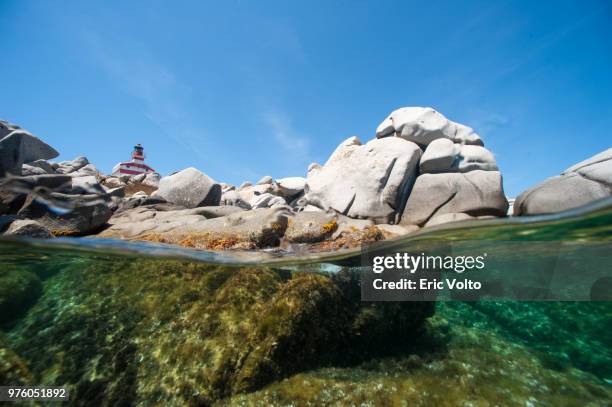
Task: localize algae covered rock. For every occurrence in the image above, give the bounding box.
[8,257,434,405]
[284,211,338,243]
[0,333,33,386]
[99,206,290,249]
[0,270,42,325]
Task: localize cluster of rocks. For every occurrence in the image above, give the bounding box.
[1,108,611,250]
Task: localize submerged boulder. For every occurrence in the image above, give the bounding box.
[304,136,421,223]
[514,148,612,216]
[375,107,483,146]
[154,167,221,208]
[0,269,42,325]
[8,259,434,405]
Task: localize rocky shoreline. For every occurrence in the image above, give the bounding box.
[1,107,611,250]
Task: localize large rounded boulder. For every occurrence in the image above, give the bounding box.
[0,120,59,177]
[304,136,421,223]
[375,107,483,146]
[514,148,612,216]
[153,167,221,208]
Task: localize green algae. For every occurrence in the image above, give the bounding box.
[1,258,432,405]
[224,309,612,406]
[0,199,611,405]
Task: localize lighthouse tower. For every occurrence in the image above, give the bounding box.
[112,144,156,177]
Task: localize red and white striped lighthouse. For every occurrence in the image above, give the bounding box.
[112,144,156,177]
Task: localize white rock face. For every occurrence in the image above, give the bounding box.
[220,190,252,210]
[304,136,422,223]
[21,164,48,176]
[142,172,161,188]
[514,148,612,215]
[102,177,126,189]
[419,138,460,173]
[25,159,55,174]
[457,145,498,172]
[400,171,508,226]
[0,120,59,176]
[375,107,483,146]
[256,175,273,185]
[71,175,100,190]
[55,156,90,174]
[420,139,497,173]
[70,163,99,178]
[424,212,475,227]
[153,167,221,208]
[249,192,286,209]
[275,177,306,198]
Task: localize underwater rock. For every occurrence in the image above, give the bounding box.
[304,136,421,223]
[514,148,612,215]
[0,270,42,325]
[0,333,33,386]
[375,107,483,146]
[284,211,338,243]
[400,170,508,226]
[7,260,434,405]
[226,304,611,406]
[154,167,221,208]
[0,120,59,177]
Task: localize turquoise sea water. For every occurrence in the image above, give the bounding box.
[1,199,611,405]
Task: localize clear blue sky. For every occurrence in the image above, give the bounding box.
[1,1,611,197]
